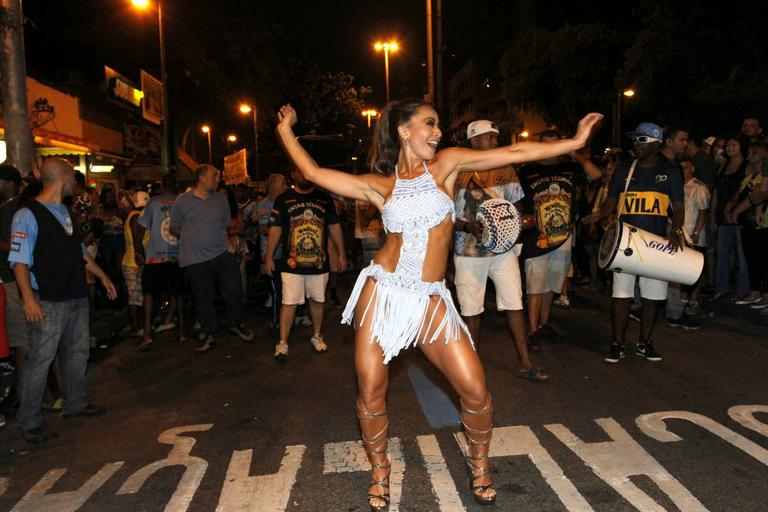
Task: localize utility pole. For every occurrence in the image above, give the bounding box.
[435,0,443,112]
[426,0,434,103]
[0,0,35,176]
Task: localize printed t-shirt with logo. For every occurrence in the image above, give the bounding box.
[453,166,524,257]
[519,161,576,258]
[269,189,339,275]
[607,156,684,237]
[138,192,179,263]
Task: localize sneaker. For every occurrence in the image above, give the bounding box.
[734,293,762,305]
[750,299,768,309]
[603,343,626,364]
[553,296,570,307]
[0,360,14,376]
[194,334,216,354]
[667,316,701,330]
[635,343,662,361]
[310,334,328,352]
[294,315,312,327]
[63,403,106,418]
[707,291,726,303]
[274,342,289,361]
[628,311,641,322]
[22,426,48,444]
[229,324,254,342]
[154,322,176,333]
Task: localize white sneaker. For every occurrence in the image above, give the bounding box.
[310,334,328,352]
[274,342,289,361]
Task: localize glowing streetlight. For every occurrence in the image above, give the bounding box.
[226,133,238,154]
[131,0,170,173]
[613,88,638,146]
[238,103,260,180]
[362,109,378,129]
[520,130,530,138]
[227,134,237,142]
[374,40,399,103]
[200,125,212,163]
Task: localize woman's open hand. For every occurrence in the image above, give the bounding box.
[574,113,604,147]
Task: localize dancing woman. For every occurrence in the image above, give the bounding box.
[276,100,601,510]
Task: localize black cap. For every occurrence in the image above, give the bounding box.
[0,165,22,186]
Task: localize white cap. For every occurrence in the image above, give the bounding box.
[133,191,149,208]
[467,120,499,139]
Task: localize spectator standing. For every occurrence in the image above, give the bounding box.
[235,184,258,304]
[256,174,288,325]
[679,157,710,316]
[9,158,116,443]
[0,165,26,399]
[710,137,749,301]
[94,186,125,298]
[453,120,548,381]
[169,165,253,353]
[687,137,717,190]
[121,191,150,338]
[136,174,187,350]
[265,168,346,361]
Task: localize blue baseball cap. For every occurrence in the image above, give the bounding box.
[626,122,664,143]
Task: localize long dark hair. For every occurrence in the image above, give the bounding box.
[369,98,432,176]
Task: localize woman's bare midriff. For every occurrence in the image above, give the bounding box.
[370,214,454,283]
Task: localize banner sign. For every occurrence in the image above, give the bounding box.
[140,70,163,125]
[224,149,248,185]
[104,66,143,110]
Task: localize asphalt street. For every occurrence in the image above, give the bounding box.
[0,282,766,512]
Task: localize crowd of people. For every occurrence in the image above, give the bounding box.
[0,102,765,510]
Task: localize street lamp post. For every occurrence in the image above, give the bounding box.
[201,125,212,163]
[361,109,378,129]
[226,134,237,154]
[239,104,259,181]
[613,88,636,147]
[374,41,399,104]
[131,0,171,174]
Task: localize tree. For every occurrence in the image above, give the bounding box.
[500,23,625,131]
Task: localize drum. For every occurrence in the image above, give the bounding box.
[476,199,522,254]
[598,219,703,285]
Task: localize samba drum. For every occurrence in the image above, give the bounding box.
[598,219,703,285]
[476,199,522,254]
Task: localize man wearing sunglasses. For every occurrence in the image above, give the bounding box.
[585,122,685,364]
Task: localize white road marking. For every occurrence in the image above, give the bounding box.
[416,435,464,511]
[117,423,213,512]
[323,438,404,511]
[215,445,305,512]
[637,410,768,466]
[728,405,768,438]
[547,417,709,512]
[459,426,595,512]
[10,463,123,512]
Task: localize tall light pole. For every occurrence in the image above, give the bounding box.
[362,109,378,129]
[131,0,170,173]
[226,134,237,154]
[201,125,212,163]
[374,40,399,104]
[613,88,636,147]
[238,104,259,181]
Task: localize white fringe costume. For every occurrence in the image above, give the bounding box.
[342,163,473,364]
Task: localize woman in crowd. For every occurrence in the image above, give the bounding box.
[276,99,601,510]
[710,137,749,300]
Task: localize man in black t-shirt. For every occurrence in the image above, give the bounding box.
[519,131,602,343]
[586,122,685,364]
[265,168,346,361]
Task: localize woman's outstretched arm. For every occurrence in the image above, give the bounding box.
[276,105,388,206]
[434,113,604,177]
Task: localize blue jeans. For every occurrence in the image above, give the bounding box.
[715,225,750,296]
[17,297,90,431]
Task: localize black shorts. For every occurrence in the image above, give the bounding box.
[142,262,187,296]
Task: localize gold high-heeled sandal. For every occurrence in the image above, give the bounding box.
[357,400,391,512]
[460,394,496,506]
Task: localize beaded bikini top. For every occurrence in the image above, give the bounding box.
[381,162,455,279]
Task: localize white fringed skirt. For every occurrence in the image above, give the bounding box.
[341,263,473,364]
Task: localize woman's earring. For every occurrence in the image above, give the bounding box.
[404,138,410,146]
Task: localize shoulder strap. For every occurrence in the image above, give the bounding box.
[618,160,638,220]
